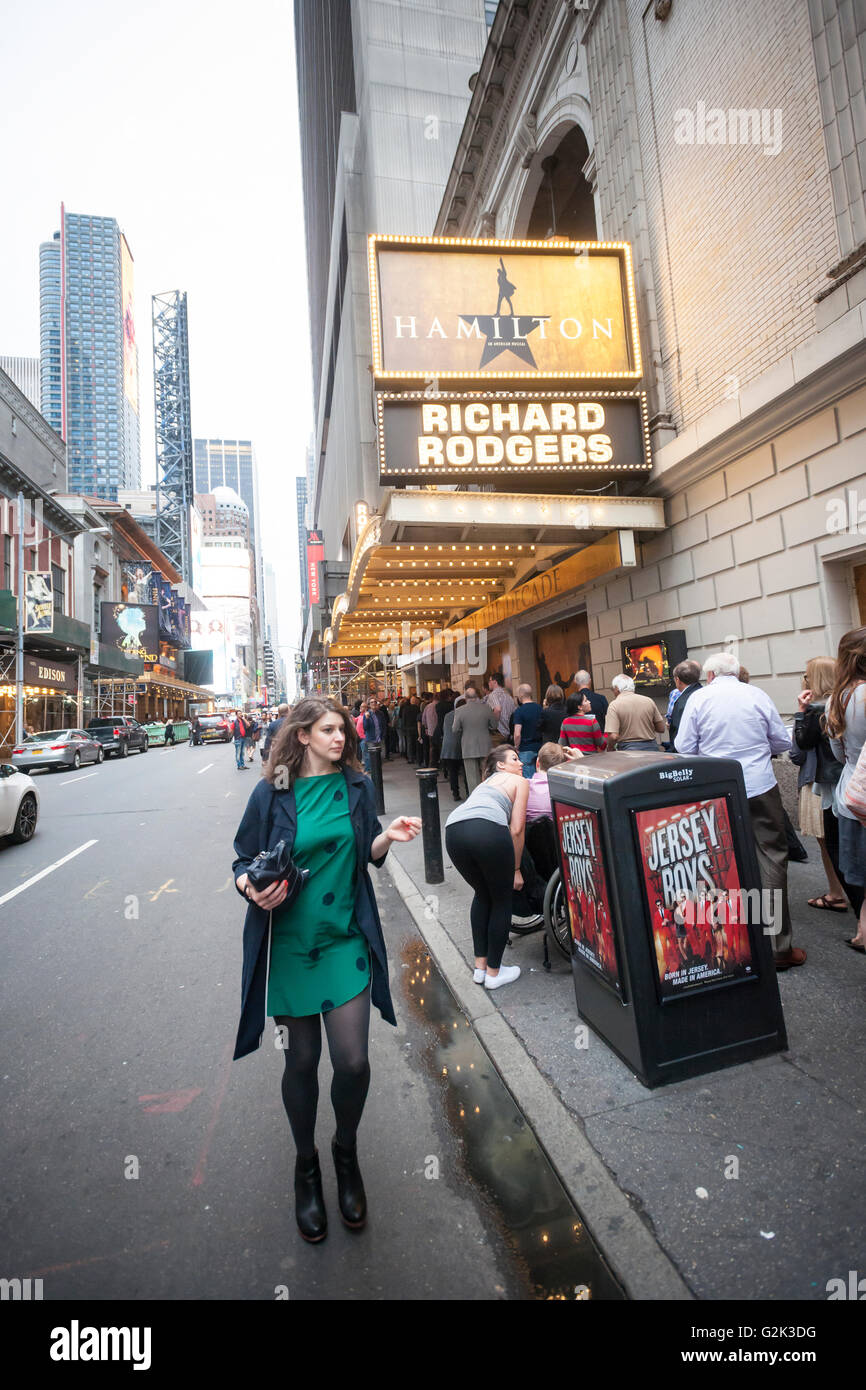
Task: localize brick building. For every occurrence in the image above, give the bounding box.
[428,0,866,714]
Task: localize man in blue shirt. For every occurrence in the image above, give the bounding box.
[675,651,802,970]
[512,683,544,778]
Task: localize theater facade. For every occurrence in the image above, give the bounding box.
[314,0,866,716]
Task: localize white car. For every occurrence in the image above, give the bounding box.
[0,764,39,843]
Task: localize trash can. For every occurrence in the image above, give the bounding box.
[547,751,788,1087]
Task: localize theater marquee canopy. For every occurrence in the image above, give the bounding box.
[369,235,641,381]
[323,492,665,657]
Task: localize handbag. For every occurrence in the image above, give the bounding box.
[245,788,309,905]
[246,839,309,903]
[844,741,866,825]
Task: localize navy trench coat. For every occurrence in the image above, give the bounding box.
[231,767,395,1060]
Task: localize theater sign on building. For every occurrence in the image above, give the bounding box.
[426,0,866,716]
[324,235,664,696]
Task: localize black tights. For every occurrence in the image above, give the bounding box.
[445,819,514,970]
[275,986,371,1159]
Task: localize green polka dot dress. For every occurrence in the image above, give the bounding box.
[267,772,370,1018]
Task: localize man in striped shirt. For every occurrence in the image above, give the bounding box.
[558,693,605,753]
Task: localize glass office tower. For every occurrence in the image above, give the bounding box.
[39,206,141,498]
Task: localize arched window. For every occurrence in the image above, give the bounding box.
[526,126,596,240]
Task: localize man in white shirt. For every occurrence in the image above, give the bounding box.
[674,651,803,970]
[485,675,516,744]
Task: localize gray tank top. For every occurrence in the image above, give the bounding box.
[446,780,513,829]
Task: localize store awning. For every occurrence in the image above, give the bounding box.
[324,489,665,657]
[100,671,215,702]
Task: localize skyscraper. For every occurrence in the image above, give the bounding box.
[0,357,40,410]
[39,206,141,498]
[193,438,262,586]
[296,475,308,612]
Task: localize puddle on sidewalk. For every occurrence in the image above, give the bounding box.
[400,938,626,1301]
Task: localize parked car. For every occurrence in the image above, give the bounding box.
[11,729,104,773]
[0,764,39,842]
[197,715,232,743]
[85,718,149,757]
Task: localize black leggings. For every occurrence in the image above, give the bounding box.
[275,986,371,1159]
[445,819,514,969]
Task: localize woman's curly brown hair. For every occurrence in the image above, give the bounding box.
[265,697,362,786]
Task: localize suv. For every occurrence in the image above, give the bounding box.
[198,715,232,743]
[86,718,149,758]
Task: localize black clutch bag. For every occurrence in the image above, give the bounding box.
[246,839,309,905]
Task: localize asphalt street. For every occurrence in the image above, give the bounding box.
[0,742,616,1301]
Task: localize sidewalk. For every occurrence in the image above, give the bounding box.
[374,753,866,1302]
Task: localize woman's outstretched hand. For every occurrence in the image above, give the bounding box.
[236,872,289,910]
[386,816,422,842]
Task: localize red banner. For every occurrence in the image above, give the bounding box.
[555,804,621,994]
[633,797,754,998]
[306,529,324,605]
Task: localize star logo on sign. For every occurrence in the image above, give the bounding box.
[460,257,549,368]
[461,314,549,368]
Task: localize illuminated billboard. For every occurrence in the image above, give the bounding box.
[101,602,159,663]
[200,541,251,600]
[369,236,640,380]
[121,235,139,412]
[191,608,234,693]
[376,389,650,482]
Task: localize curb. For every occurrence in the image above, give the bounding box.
[383,852,694,1302]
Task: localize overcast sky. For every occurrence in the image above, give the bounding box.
[0,0,311,662]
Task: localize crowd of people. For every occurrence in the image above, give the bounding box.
[228,627,866,1245]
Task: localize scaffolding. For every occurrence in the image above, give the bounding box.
[322,655,398,704]
[93,678,138,718]
[153,291,193,584]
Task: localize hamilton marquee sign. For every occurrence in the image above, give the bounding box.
[376,390,651,482]
[369,235,641,380]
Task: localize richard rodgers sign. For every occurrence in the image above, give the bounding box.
[376,391,651,481]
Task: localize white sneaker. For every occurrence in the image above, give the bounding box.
[473,968,486,984]
[485,965,521,989]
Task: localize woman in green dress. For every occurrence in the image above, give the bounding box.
[233,697,421,1242]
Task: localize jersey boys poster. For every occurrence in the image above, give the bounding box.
[555,805,621,994]
[633,797,754,998]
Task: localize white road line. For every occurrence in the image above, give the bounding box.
[196,763,214,775]
[61,772,99,786]
[0,839,99,908]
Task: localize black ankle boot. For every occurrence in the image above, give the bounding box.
[294,1151,327,1242]
[332,1138,366,1229]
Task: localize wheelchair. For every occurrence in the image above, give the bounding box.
[507,817,572,970]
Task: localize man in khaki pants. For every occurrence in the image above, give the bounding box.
[452,686,498,792]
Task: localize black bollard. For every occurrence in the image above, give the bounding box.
[368,742,386,815]
[416,767,444,884]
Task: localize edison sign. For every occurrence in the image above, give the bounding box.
[369,236,641,379]
[376,391,650,482]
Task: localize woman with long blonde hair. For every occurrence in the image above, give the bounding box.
[232,697,421,1239]
[793,657,847,911]
[826,631,866,951]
